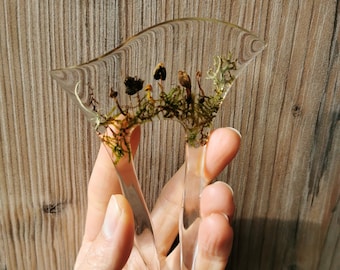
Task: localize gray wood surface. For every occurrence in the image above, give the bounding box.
[0,1,339,269]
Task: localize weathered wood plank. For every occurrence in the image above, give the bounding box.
[0,0,338,269]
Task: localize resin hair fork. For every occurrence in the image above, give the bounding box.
[51,18,265,269]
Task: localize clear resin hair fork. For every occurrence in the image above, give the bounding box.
[51,18,265,269]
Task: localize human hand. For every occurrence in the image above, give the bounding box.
[74,127,241,269]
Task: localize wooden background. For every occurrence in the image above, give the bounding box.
[0,1,339,269]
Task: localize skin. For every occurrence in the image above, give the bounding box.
[74,127,241,269]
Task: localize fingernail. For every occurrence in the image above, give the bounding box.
[226,183,234,195]
[102,195,122,239]
[220,212,233,226]
[227,127,242,138]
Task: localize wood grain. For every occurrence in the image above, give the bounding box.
[0,0,339,269]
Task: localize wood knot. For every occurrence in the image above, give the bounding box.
[42,202,65,214]
[291,104,302,117]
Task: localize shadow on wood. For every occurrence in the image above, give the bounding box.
[228,217,339,270]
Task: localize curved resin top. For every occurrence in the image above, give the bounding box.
[51,17,265,159]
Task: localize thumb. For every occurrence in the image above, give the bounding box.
[75,195,135,270]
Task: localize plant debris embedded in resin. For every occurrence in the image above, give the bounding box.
[76,54,237,163]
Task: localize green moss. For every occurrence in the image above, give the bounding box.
[82,55,237,163]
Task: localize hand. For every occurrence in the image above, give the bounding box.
[74,127,241,269]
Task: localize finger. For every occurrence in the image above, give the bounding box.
[194,181,235,268]
[152,127,241,255]
[84,126,141,241]
[195,213,233,269]
[200,181,235,222]
[75,195,135,270]
[205,127,241,181]
[165,181,234,268]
